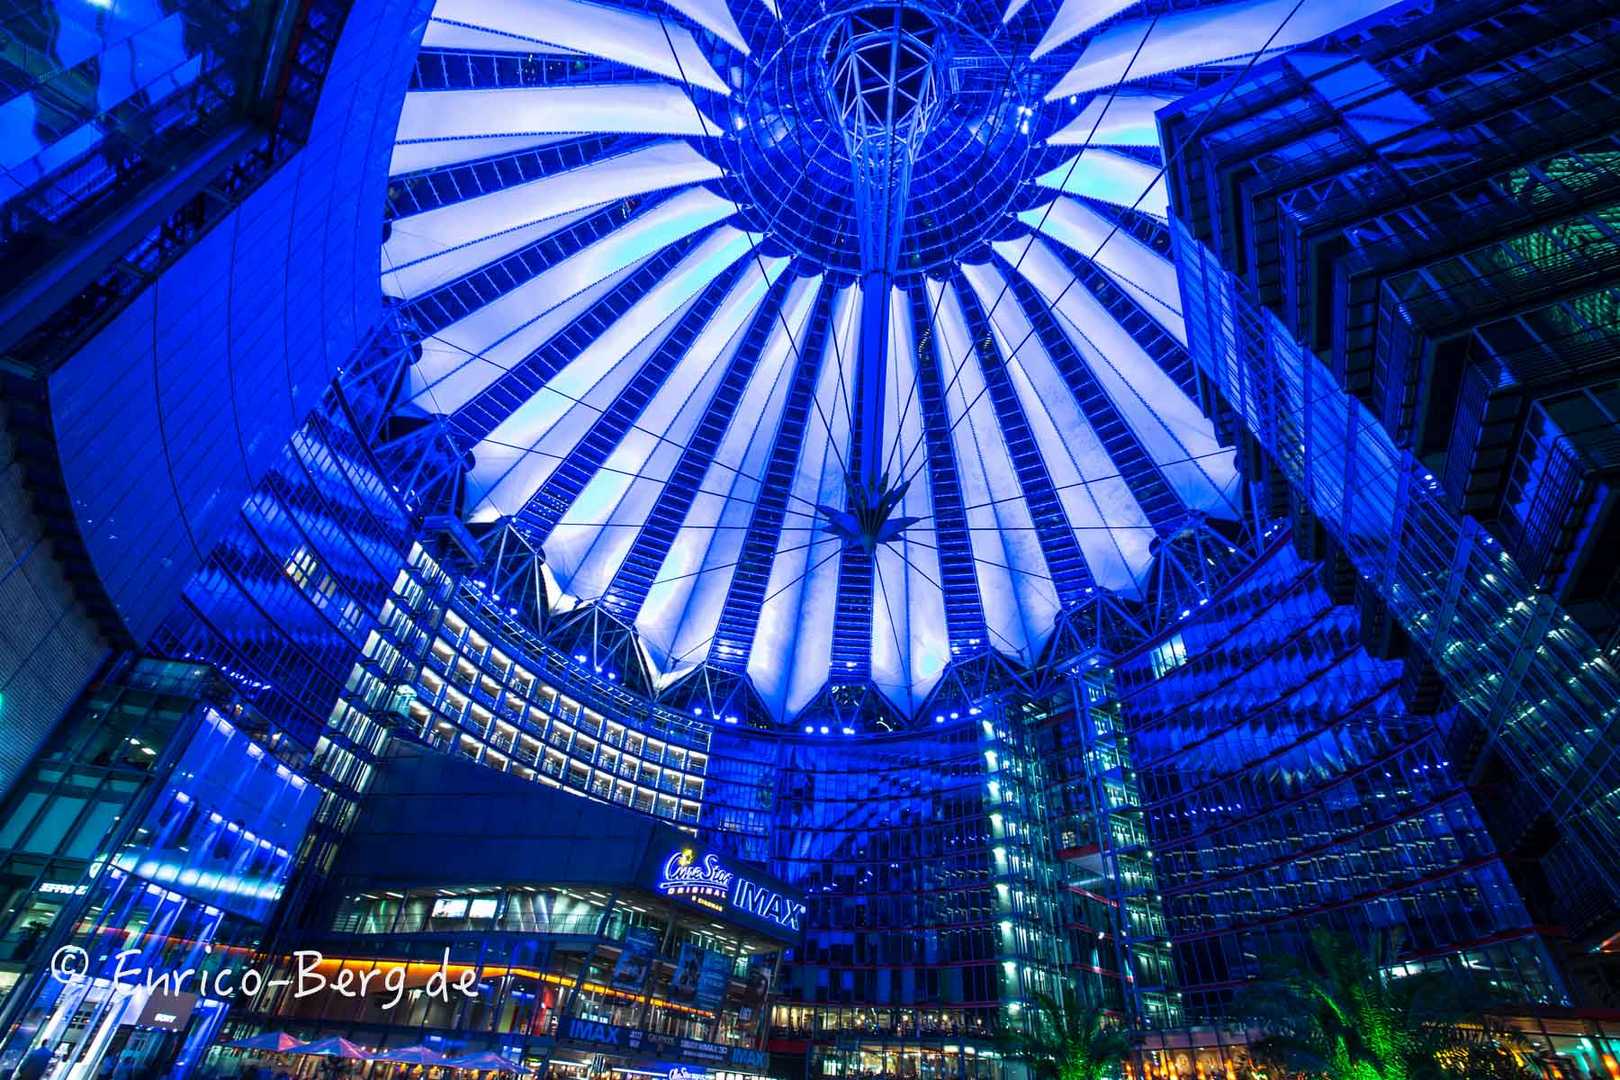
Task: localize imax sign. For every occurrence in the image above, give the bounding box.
[656,848,804,933]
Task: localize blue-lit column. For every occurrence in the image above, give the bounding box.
[978,700,1068,1041]
[822,5,944,489]
[1065,664,1180,1029]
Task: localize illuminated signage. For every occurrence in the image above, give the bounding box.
[655,848,804,933]
[658,850,733,903]
[137,991,197,1031]
[39,882,88,896]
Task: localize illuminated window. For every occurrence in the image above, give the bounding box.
[1149,634,1188,679]
[283,546,318,589]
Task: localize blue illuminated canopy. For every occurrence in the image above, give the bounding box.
[375,0,1399,722]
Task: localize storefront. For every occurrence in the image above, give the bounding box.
[812,1040,1005,1080]
[226,744,802,1080]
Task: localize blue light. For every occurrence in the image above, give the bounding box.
[367,0,1257,724]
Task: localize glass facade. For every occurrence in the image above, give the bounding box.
[702,715,1064,1075]
[0,0,273,271]
[0,659,318,1079]
[1108,542,1567,1020]
[1176,235,1620,916]
[345,542,714,828]
[1033,668,1179,1029]
[153,401,414,750]
[1163,0,1620,930]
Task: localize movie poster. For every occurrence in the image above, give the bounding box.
[610,926,660,989]
[669,942,703,1000]
[694,948,732,1010]
[743,954,774,1003]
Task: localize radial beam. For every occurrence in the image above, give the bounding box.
[382,139,723,284]
[394,83,725,141]
[511,260,758,542]
[706,286,839,672]
[996,254,1186,534]
[904,287,992,652]
[1018,196,1184,341]
[428,0,730,92]
[465,226,756,513]
[951,275,1094,608]
[599,274,806,622]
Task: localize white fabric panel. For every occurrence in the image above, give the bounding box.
[390,132,571,177]
[1048,91,1175,147]
[927,280,1058,659]
[872,286,947,715]
[403,186,736,407]
[1047,0,1403,98]
[428,0,729,92]
[662,0,748,54]
[999,237,1241,518]
[411,259,639,413]
[1035,148,1168,218]
[1020,196,1185,342]
[420,18,581,53]
[497,290,716,514]
[388,170,730,304]
[384,204,598,301]
[750,286,859,716]
[395,84,723,143]
[959,260,1154,595]
[382,141,723,289]
[469,226,758,518]
[639,275,824,668]
[482,288,706,530]
[1031,0,1139,59]
[545,260,786,604]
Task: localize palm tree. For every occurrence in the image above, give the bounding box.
[1000,990,1135,1080]
[1238,930,1544,1080]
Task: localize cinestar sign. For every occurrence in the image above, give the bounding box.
[656,848,804,932]
[658,850,733,901]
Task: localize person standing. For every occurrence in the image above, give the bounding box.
[12,1041,55,1080]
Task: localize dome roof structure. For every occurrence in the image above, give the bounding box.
[376,0,1395,719]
